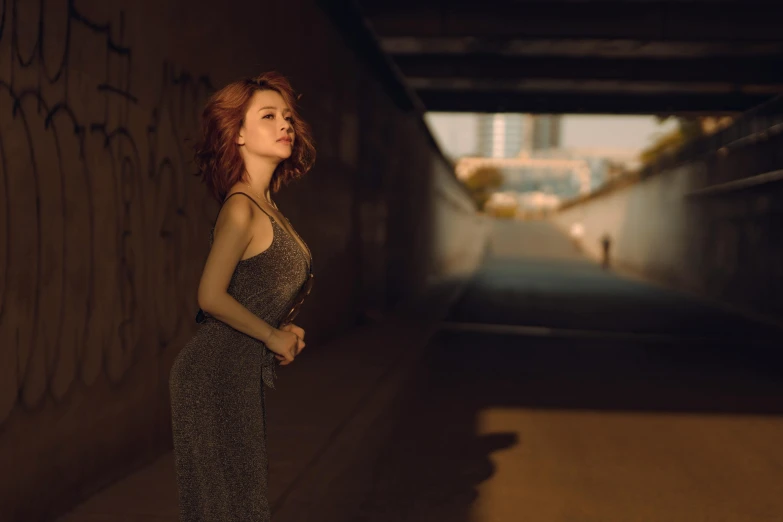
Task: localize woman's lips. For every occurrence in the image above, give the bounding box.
[277,137,292,144]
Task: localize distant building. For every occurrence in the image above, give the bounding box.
[532,147,641,191]
[477,114,526,158]
[476,114,562,158]
[426,112,563,161]
[531,115,562,151]
[428,111,641,203]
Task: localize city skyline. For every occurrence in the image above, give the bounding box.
[426,112,677,209]
[425,112,676,162]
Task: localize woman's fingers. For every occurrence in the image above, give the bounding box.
[274,331,305,365]
[281,323,305,340]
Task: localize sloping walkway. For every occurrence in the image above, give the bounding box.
[343,219,783,522]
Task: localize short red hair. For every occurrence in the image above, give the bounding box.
[194,72,316,203]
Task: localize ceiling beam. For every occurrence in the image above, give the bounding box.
[407,78,783,96]
[363,2,783,43]
[417,89,773,114]
[380,37,783,59]
[393,54,783,85]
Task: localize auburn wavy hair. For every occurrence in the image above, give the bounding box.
[194,72,316,203]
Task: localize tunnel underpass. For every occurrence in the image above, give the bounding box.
[3,1,783,521]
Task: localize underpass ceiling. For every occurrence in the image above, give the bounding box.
[350,0,783,114]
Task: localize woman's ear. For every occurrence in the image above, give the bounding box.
[237,127,245,146]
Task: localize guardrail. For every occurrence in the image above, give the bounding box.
[640,93,783,179]
[559,93,783,210]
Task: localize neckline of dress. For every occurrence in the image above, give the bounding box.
[209,219,311,271]
[225,191,312,270]
[271,219,312,271]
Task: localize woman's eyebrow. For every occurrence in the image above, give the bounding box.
[258,106,292,113]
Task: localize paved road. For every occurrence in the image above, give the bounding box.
[350,219,783,522]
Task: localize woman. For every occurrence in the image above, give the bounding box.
[169,72,316,521]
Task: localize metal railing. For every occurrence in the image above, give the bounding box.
[640,93,783,179]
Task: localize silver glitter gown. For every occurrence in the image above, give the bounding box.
[169,192,311,521]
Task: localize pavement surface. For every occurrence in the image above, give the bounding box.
[343,219,783,522]
[57,219,783,522]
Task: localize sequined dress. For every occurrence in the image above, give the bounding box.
[169,192,311,521]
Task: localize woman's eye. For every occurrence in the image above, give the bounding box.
[286,117,295,123]
[263,114,274,119]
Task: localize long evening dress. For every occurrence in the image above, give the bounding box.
[169,191,311,521]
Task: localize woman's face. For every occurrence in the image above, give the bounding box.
[238,89,295,163]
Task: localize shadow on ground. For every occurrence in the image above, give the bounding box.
[344,220,783,522]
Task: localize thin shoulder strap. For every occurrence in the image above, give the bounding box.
[223,191,275,222]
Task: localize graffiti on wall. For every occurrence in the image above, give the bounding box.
[0,0,214,423]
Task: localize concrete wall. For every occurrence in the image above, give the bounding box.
[552,131,783,324]
[0,1,487,520]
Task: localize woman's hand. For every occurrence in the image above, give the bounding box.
[266,328,299,364]
[275,323,306,366]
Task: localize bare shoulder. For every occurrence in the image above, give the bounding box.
[216,192,274,243]
[215,194,254,237]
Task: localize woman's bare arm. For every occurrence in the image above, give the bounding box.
[196,197,276,344]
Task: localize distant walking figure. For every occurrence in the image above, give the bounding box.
[169,72,316,521]
[601,234,612,270]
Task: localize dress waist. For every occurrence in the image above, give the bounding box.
[195,310,278,388]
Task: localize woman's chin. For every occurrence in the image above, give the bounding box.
[259,150,292,162]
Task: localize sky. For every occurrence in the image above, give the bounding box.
[424,112,678,158]
[560,115,677,150]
